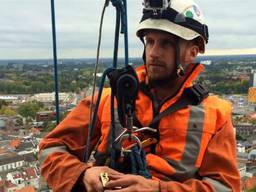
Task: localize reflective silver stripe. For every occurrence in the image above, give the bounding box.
[164,158,198,181]
[182,105,205,163]
[166,105,205,181]
[204,177,232,192]
[39,146,68,164]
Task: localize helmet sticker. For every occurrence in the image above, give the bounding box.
[184,5,203,21]
[193,5,201,17]
[185,11,194,18]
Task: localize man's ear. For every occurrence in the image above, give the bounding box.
[185,43,199,63]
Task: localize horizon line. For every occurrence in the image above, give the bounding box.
[1,53,256,61]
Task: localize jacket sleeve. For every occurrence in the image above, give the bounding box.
[39,95,104,192]
[158,118,241,192]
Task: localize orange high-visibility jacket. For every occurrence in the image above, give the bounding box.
[39,63,241,192]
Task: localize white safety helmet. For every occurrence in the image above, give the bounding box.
[136,0,209,53]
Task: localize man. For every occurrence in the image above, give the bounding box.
[39,0,241,191]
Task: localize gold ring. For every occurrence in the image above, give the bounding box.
[100,172,109,187]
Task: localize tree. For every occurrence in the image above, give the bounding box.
[246,186,256,192]
[16,117,23,126]
[60,111,71,121]
[17,101,44,119]
[236,133,246,141]
[251,119,256,125]
[0,106,17,116]
[44,121,56,132]
[0,99,8,108]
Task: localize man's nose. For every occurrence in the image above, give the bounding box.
[149,43,161,59]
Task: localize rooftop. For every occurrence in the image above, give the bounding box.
[0,153,24,166]
[16,142,34,152]
[23,153,37,163]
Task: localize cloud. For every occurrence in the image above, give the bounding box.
[197,0,256,50]
[0,0,255,59]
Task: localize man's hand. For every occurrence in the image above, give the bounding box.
[105,174,159,192]
[83,166,123,192]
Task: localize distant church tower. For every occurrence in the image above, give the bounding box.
[249,69,256,87]
[248,69,256,103]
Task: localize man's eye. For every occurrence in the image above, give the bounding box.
[146,39,154,45]
[162,41,175,47]
[147,39,153,44]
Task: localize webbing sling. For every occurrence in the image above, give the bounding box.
[114,145,151,178]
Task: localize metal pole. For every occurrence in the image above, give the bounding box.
[50,0,60,124]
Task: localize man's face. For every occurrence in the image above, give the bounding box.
[145,30,177,84]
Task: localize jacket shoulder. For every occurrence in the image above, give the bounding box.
[204,95,232,113]
[203,95,233,129]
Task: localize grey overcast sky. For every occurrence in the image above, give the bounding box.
[0,0,255,59]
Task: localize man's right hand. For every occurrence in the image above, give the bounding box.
[83,166,123,192]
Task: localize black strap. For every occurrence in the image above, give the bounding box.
[149,83,208,126]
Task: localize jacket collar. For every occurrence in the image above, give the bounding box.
[135,63,205,110]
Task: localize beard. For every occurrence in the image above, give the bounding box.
[147,60,177,88]
[149,72,177,88]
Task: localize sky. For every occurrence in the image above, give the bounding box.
[0,0,255,59]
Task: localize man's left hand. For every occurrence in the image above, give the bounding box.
[104,174,159,192]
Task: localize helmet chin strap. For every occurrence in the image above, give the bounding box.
[139,36,146,63]
[175,38,185,77]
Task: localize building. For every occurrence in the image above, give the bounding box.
[0,116,15,131]
[22,167,39,189]
[0,115,23,131]
[36,111,56,122]
[0,154,25,172]
[6,171,25,188]
[5,180,18,192]
[16,140,37,156]
[248,87,256,103]
[0,119,6,130]
[4,168,39,191]
[23,153,38,167]
[235,124,256,136]
[238,162,247,178]
[249,69,256,87]
[249,150,256,161]
[30,92,73,104]
[249,69,256,103]
[0,95,28,104]
[237,143,246,153]
[0,140,38,172]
